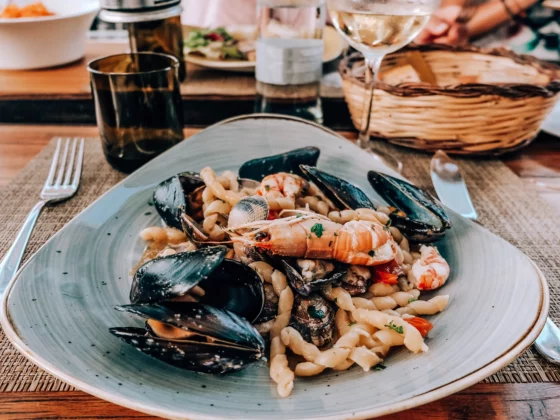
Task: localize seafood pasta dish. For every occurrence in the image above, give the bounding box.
[111,147,452,398]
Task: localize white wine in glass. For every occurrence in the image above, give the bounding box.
[328,0,438,152]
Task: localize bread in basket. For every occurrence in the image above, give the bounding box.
[340,44,560,155]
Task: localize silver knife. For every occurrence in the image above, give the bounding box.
[430,150,560,365]
[430,150,478,221]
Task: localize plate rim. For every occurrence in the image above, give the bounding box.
[0,114,550,419]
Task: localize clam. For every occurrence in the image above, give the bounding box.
[290,294,335,347]
[300,165,375,210]
[282,259,346,296]
[130,246,264,322]
[238,147,320,181]
[367,171,451,242]
[110,303,265,374]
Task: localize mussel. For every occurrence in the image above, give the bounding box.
[367,171,451,242]
[153,172,205,230]
[282,259,346,296]
[130,246,264,322]
[238,147,320,181]
[290,294,335,347]
[340,266,371,296]
[153,172,260,238]
[300,165,375,210]
[110,303,265,374]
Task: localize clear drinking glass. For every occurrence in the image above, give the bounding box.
[255,0,327,123]
[88,53,184,173]
[327,0,438,148]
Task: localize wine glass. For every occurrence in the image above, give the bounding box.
[327,0,439,167]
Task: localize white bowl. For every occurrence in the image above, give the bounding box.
[0,0,99,70]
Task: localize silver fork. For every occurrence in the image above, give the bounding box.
[0,137,84,297]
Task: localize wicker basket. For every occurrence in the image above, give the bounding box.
[340,45,560,155]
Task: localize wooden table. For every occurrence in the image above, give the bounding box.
[1,123,559,419]
[0,42,350,129]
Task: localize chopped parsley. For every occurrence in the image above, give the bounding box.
[408,297,418,303]
[385,219,392,227]
[385,321,403,334]
[310,223,324,238]
[368,250,376,257]
[333,232,338,237]
[373,364,387,371]
[296,214,303,218]
[307,306,326,319]
[348,321,357,327]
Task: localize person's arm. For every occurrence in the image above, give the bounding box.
[466,0,539,37]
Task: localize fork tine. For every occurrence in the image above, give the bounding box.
[54,138,70,187]
[63,138,78,186]
[71,138,85,188]
[44,138,62,188]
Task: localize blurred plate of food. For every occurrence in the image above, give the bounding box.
[183,25,344,73]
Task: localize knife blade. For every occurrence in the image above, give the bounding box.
[430,150,478,221]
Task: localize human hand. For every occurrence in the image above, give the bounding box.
[415,5,470,45]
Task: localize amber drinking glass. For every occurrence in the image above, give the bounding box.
[88,53,183,173]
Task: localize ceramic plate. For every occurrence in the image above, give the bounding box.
[541,100,560,138]
[1,115,549,420]
[184,26,344,73]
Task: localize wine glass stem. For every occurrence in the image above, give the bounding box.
[358,55,384,148]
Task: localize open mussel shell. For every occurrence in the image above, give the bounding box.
[367,171,451,242]
[282,259,346,297]
[290,294,335,347]
[238,147,320,181]
[181,213,210,244]
[110,303,265,374]
[153,172,205,229]
[130,246,264,322]
[300,165,375,210]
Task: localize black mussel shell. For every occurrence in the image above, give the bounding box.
[110,303,265,374]
[300,165,375,210]
[290,294,335,347]
[367,171,451,242]
[153,172,204,229]
[255,283,279,323]
[130,247,227,304]
[282,259,346,297]
[181,213,210,243]
[198,259,265,323]
[130,247,264,322]
[238,147,320,181]
[340,266,371,296]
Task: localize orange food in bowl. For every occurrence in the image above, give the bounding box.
[0,2,55,18]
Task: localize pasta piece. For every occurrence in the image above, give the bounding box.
[396,295,449,316]
[352,308,428,353]
[369,282,400,297]
[352,297,377,310]
[371,296,397,311]
[323,286,355,311]
[270,354,294,398]
[332,358,355,371]
[295,362,326,376]
[281,327,321,361]
[314,348,351,368]
[349,346,383,372]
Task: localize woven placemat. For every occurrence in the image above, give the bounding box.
[0,137,559,393]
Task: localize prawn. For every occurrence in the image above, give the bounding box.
[409,245,450,290]
[257,173,308,211]
[228,213,397,266]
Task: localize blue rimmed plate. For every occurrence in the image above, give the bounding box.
[1,115,548,419]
